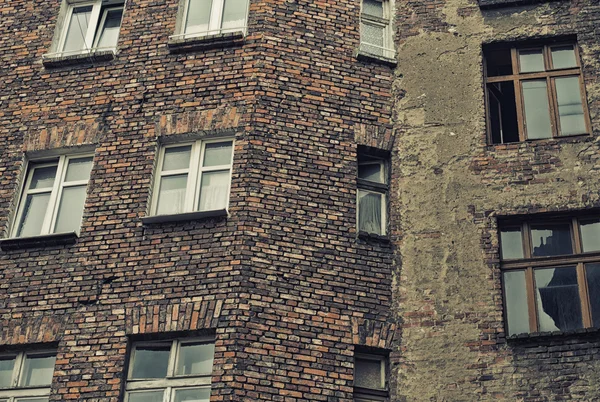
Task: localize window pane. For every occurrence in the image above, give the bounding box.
[530,224,572,257]
[522,80,552,139]
[128,391,164,402]
[29,166,57,190]
[555,76,586,136]
[63,5,92,52]
[534,267,582,332]
[95,7,123,49]
[358,163,383,183]
[17,193,51,237]
[163,146,192,171]
[360,22,384,56]
[362,0,383,17]
[20,355,56,387]
[0,356,15,387]
[551,46,577,69]
[580,219,600,252]
[65,157,93,182]
[358,190,383,235]
[54,185,87,233]
[485,48,513,77]
[355,357,383,389]
[585,263,600,328]
[198,170,230,211]
[221,0,247,30]
[130,345,170,379]
[203,142,233,167]
[519,49,545,72]
[500,228,523,259]
[174,387,211,402]
[156,175,188,215]
[176,343,215,376]
[503,271,530,335]
[185,0,213,34]
[487,81,519,144]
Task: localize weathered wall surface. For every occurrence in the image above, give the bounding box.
[394,0,600,400]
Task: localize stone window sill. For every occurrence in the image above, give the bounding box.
[479,0,565,8]
[42,49,115,68]
[168,31,245,54]
[141,209,228,225]
[507,327,600,342]
[357,231,391,245]
[0,232,78,251]
[356,49,397,68]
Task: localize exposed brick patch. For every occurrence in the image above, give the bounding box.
[0,314,67,345]
[354,123,395,151]
[23,121,105,153]
[352,317,398,349]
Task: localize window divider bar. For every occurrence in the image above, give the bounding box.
[510,49,526,142]
[485,68,582,83]
[577,262,592,328]
[525,267,538,332]
[547,76,559,137]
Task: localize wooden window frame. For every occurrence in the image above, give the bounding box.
[353,353,389,402]
[484,42,591,144]
[0,350,56,401]
[500,215,600,335]
[175,0,250,39]
[359,0,395,59]
[125,337,214,402]
[357,151,390,236]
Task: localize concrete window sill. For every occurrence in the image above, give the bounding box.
[42,49,115,68]
[356,49,397,68]
[168,31,245,54]
[478,0,565,8]
[0,232,78,251]
[141,209,228,225]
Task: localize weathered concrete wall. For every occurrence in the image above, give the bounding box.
[393,0,600,400]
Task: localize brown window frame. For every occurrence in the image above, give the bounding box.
[484,41,591,144]
[500,215,600,335]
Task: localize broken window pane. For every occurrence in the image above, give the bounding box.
[585,263,600,327]
[355,357,383,389]
[130,345,170,379]
[534,267,582,332]
[503,270,530,335]
[500,228,523,259]
[530,224,572,257]
[551,46,577,69]
[485,48,513,77]
[555,76,586,136]
[580,219,600,252]
[487,81,519,144]
[522,80,552,139]
[519,49,545,73]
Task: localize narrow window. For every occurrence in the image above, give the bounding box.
[12,154,93,238]
[151,139,234,216]
[179,0,249,38]
[354,352,389,401]
[125,338,215,402]
[484,41,590,144]
[357,150,389,236]
[0,350,56,402]
[360,0,394,59]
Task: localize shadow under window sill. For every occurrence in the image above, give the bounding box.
[42,49,115,68]
[0,232,78,251]
[355,49,397,67]
[141,209,228,225]
[357,231,391,245]
[168,31,245,54]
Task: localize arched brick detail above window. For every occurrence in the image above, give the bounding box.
[354,123,395,152]
[0,315,67,345]
[23,121,105,152]
[351,317,398,349]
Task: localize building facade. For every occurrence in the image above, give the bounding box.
[0,0,599,401]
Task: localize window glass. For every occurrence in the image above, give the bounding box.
[185,0,213,34]
[363,0,383,17]
[355,357,382,389]
[17,194,51,237]
[530,224,572,256]
[156,175,188,215]
[503,271,530,335]
[551,46,577,69]
[360,23,384,56]
[65,157,94,182]
[163,146,192,171]
[500,228,523,259]
[580,219,600,252]
[358,191,383,235]
[130,345,171,379]
[358,163,383,183]
[20,355,56,387]
[96,7,123,49]
[555,76,586,136]
[128,391,164,402]
[203,142,233,167]
[519,49,545,73]
[221,0,247,30]
[534,267,582,332]
[30,166,57,190]
[173,387,211,402]
[522,80,552,139]
[176,343,215,376]
[54,186,87,233]
[0,356,15,387]
[198,170,230,211]
[585,263,600,327]
[63,6,92,52]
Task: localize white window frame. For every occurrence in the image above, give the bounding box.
[151,138,234,216]
[0,350,56,402]
[173,0,250,40]
[357,157,389,236]
[54,0,124,56]
[354,353,389,402]
[360,0,395,59]
[125,338,214,402]
[11,153,93,238]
